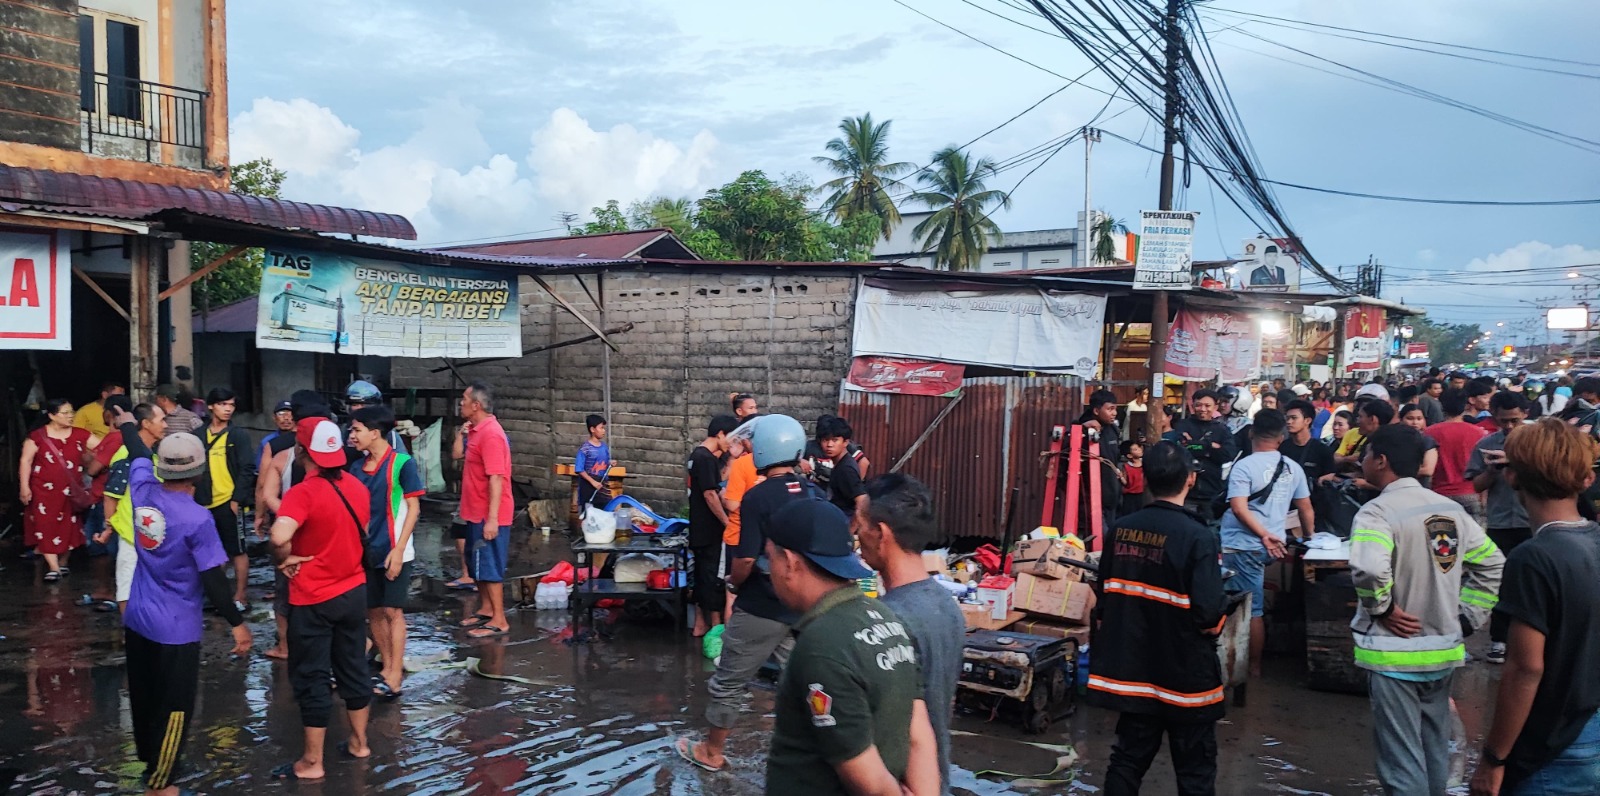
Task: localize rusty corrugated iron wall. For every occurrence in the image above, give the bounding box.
[840,376,1082,545]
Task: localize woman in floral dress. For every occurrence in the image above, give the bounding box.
[18,399,95,581]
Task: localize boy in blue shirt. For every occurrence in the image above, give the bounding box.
[575,414,613,509]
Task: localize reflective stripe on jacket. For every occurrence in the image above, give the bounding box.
[1348,478,1505,673]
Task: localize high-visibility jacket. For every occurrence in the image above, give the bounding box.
[1088,501,1227,721]
[1349,478,1505,673]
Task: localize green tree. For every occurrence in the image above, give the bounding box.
[814,113,913,241]
[626,196,695,235]
[909,147,1010,271]
[695,171,815,261]
[1409,316,1482,366]
[1090,211,1129,265]
[191,158,286,309]
[577,200,630,234]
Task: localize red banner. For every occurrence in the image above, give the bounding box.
[1343,306,1386,373]
[845,357,964,396]
[1166,308,1261,382]
[1406,343,1429,358]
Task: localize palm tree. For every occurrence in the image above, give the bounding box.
[909,147,1011,271]
[814,113,914,241]
[1090,211,1130,265]
[627,196,695,235]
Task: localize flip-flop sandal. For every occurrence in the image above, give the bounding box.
[446,578,476,591]
[372,680,403,700]
[458,614,493,628]
[674,737,724,772]
[93,600,117,612]
[42,571,60,583]
[466,625,509,638]
[58,567,69,577]
[336,741,371,759]
[270,762,323,781]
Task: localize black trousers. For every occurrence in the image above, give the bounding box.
[1105,712,1218,796]
[125,628,200,790]
[1487,527,1531,643]
[690,543,725,616]
[288,583,371,728]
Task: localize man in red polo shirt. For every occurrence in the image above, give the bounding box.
[457,382,514,638]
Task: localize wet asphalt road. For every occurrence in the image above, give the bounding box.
[0,509,1501,795]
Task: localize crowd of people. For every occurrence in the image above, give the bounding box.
[17,366,1600,796]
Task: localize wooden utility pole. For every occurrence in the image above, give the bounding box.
[1146,0,1184,441]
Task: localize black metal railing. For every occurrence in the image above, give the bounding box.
[81,73,206,158]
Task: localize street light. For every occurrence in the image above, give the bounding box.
[1570,272,1582,279]
[1497,322,1505,327]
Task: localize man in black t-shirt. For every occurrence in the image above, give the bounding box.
[686,415,737,637]
[677,414,813,773]
[815,415,865,517]
[1168,389,1238,517]
[1470,418,1600,795]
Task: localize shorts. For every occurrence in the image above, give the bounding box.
[210,504,243,558]
[83,504,111,556]
[450,519,469,541]
[366,561,413,609]
[466,522,509,583]
[274,569,290,616]
[1222,548,1269,618]
[718,544,730,581]
[116,536,138,603]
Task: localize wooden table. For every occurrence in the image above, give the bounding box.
[554,463,628,529]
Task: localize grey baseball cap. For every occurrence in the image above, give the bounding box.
[156,433,207,480]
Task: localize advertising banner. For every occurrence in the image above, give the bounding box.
[853,283,1106,375]
[1166,308,1261,382]
[1342,305,1386,373]
[1132,210,1198,291]
[0,229,70,350]
[1406,343,1429,358]
[1237,237,1301,291]
[844,357,964,396]
[255,248,520,358]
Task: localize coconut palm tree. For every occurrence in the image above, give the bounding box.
[1090,211,1130,265]
[814,113,914,241]
[909,147,1011,271]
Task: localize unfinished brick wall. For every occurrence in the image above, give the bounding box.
[389,266,859,513]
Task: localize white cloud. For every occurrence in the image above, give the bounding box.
[527,108,718,217]
[1399,241,1600,325]
[228,99,718,244]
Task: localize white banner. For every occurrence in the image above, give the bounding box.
[1133,210,1198,291]
[0,229,70,350]
[852,283,1106,375]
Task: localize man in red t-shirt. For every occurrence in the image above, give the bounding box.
[1424,387,1487,524]
[269,417,374,782]
[457,382,514,638]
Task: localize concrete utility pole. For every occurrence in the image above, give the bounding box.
[1081,127,1101,268]
[1146,0,1183,442]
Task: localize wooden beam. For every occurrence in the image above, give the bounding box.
[530,275,619,352]
[72,267,130,322]
[890,392,966,474]
[159,244,246,301]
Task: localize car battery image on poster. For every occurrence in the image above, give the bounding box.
[255,248,521,359]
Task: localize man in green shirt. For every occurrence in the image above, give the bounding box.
[94,403,166,612]
[763,498,939,796]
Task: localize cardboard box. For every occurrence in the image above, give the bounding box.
[1016,572,1096,625]
[1014,538,1085,581]
[961,603,1026,631]
[975,575,1016,620]
[1011,618,1091,645]
[922,551,947,573]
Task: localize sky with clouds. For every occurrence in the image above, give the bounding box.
[225,0,1600,330]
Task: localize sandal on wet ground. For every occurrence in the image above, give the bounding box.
[674,737,725,772]
[42,570,60,583]
[458,614,493,628]
[465,625,509,638]
[446,578,476,591]
[372,680,403,700]
[270,762,323,781]
[336,741,371,759]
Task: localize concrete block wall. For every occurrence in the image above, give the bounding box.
[390,267,859,512]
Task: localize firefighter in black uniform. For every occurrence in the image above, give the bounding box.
[1087,440,1227,796]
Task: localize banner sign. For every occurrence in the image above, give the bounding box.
[1166,308,1260,382]
[1342,305,1386,373]
[1132,210,1197,291]
[852,283,1106,375]
[844,357,964,396]
[1237,237,1301,291]
[256,248,521,358]
[0,229,70,350]
[1406,343,1429,358]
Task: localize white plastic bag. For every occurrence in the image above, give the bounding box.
[581,509,617,545]
[613,553,668,583]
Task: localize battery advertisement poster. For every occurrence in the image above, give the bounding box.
[255,248,521,359]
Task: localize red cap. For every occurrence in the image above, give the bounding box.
[295,417,348,470]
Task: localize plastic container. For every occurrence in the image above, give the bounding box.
[535,581,571,610]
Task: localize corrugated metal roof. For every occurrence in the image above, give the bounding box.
[0,165,417,240]
[444,229,698,260]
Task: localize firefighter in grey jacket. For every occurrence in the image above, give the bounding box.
[1349,424,1505,796]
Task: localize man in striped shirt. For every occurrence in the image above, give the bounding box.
[1088,441,1227,796]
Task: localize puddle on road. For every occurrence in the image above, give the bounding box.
[0,519,1499,794]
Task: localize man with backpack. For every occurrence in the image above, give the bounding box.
[1219,409,1314,678]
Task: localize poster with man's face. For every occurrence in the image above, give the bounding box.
[1239,238,1300,291]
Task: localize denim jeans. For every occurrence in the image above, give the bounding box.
[1509,710,1600,795]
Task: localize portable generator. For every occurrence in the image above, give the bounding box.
[956,629,1080,734]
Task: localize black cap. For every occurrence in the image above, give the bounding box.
[766,499,873,580]
[273,400,293,413]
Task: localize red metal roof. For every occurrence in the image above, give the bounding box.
[0,165,416,240]
[445,228,694,259]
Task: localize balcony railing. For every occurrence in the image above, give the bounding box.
[81,73,206,161]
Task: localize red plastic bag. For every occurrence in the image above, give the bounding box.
[543,561,576,584]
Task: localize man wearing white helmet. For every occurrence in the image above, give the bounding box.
[678,414,817,773]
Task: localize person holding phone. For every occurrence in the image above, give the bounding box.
[1467,391,1531,665]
